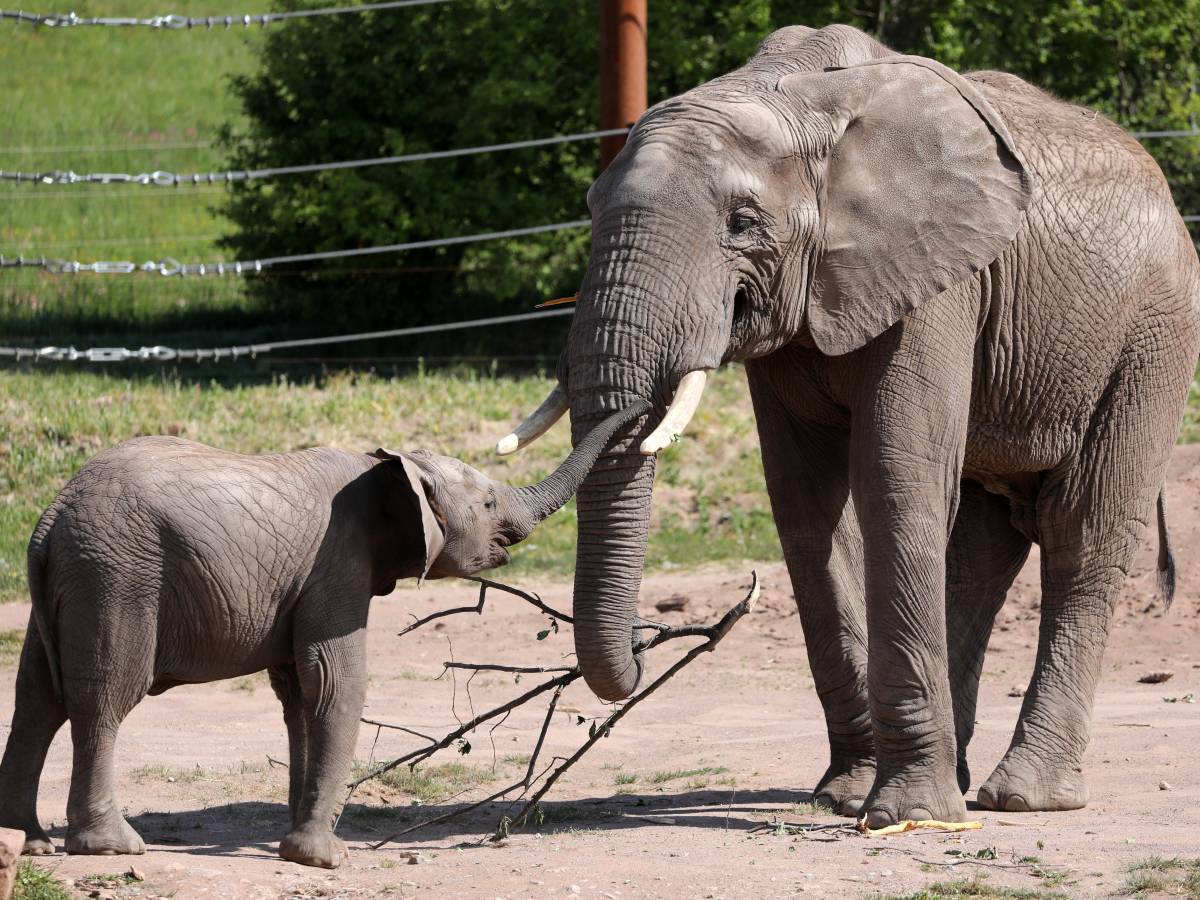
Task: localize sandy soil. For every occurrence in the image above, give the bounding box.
[3,450,1200,899]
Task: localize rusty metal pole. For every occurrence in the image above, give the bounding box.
[599,0,647,171]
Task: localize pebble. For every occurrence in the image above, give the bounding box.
[1159,781,1172,791]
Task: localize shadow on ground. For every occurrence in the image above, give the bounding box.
[43,788,826,860]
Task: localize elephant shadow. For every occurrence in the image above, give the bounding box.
[47,787,827,858]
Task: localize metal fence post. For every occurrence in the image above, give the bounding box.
[599,0,646,171]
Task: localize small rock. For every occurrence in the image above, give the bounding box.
[127,866,146,882]
[654,595,688,613]
[1159,781,1172,791]
[1007,686,1025,697]
[397,850,422,865]
[1138,671,1174,684]
[569,885,581,894]
[0,827,24,900]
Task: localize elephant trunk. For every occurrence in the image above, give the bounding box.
[571,439,656,700]
[505,401,649,539]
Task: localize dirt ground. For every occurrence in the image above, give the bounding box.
[3,451,1200,899]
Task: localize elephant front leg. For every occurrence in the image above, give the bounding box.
[280,626,367,869]
[748,366,874,816]
[850,312,975,829]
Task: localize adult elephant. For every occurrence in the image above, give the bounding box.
[499,24,1200,827]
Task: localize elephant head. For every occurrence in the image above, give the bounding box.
[376,400,647,580]
[498,32,1030,701]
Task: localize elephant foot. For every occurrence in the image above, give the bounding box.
[1,818,55,855]
[977,752,1088,812]
[813,754,876,817]
[861,766,968,829]
[280,825,347,869]
[65,813,145,856]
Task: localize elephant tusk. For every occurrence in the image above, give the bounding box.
[639,370,708,455]
[495,384,570,455]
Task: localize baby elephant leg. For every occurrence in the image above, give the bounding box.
[269,664,308,826]
[278,628,367,869]
[0,623,68,854]
[63,687,147,855]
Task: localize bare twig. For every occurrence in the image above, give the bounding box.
[443,662,575,675]
[368,684,567,847]
[496,574,760,837]
[466,576,573,623]
[397,580,487,636]
[345,572,759,846]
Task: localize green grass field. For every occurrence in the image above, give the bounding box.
[1,0,261,336]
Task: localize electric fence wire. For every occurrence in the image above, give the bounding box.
[0,0,454,29]
[0,219,592,275]
[0,129,632,186]
[0,308,574,363]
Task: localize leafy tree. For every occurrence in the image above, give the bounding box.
[222,0,1198,344]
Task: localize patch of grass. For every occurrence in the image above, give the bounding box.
[502,753,532,767]
[0,366,779,602]
[1,0,261,337]
[876,875,1069,899]
[648,766,729,784]
[0,627,24,664]
[613,772,637,785]
[13,860,74,900]
[230,671,268,692]
[1122,856,1200,897]
[129,763,207,784]
[351,760,495,803]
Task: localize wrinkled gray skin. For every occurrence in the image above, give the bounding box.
[563,24,1200,827]
[0,402,643,868]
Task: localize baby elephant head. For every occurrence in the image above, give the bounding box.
[374,401,647,579]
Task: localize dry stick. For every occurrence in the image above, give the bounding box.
[494,573,760,839]
[346,669,580,793]
[347,572,757,844]
[368,685,567,847]
[443,662,575,675]
[333,669,578,831]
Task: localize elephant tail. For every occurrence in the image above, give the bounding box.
[1156,489,1176,612]
[27,500,64,705]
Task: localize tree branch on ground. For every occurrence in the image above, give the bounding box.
[340,572,760,844]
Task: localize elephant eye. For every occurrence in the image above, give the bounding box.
[728,211,758,236]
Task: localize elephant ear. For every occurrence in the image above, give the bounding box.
[777,55,1031,356]
[372,448,445,580]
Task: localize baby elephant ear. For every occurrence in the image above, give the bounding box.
[777,55,1031,356]
[373,448,445,580]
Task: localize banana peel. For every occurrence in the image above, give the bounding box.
[857,819,984,837]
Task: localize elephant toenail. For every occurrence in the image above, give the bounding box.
[1004,794,1031,812]
[842,798,865,817]
[864,808,897,829]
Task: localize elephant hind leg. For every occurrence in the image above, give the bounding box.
[0,621,68,854]
[979,356,1184,813]
[945,481,1032,794]
[269,664,308,826]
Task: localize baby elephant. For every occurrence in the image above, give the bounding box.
[0,402,644,868]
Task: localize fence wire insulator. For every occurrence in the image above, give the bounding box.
[0,0,455,28]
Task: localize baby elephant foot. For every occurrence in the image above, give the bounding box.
[280,825,347,869]
[2,820,55,855]
[65,814,145,856]
[813,754,876,817]
[862,767,968,829]
[22,828,56,855]
[977,751,1087,812]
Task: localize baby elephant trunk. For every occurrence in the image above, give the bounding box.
[507,399,651,538]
